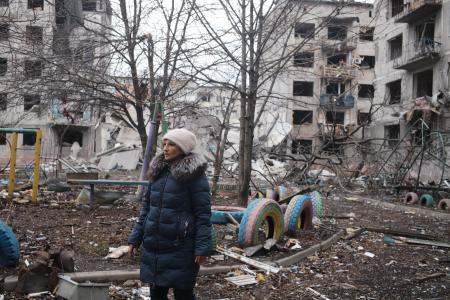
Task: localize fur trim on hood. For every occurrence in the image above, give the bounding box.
[148,151,207,183]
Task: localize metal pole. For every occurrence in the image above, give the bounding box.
[31,129,42,203]
[7,133,17,202]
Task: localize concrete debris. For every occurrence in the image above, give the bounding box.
[104,246,129,259]
[225,274,257,286]
[98,148,140,171]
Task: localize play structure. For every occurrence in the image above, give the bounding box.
[0,128,42,203]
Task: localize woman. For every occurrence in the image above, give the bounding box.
[128,128,212,300]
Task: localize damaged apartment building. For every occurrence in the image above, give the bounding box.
[0,0,111,164]
[262,0,376,158]
[371,0,450,182]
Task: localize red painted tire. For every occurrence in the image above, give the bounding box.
[404,192,418,204]
[284,194,313,236]
[437,199,450,210]
[238,199,284,247]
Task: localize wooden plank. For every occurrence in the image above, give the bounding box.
[364,226,441,241]
[225,275,257,286]
[217,246,280,274]
[66,179,149,186]
[66,172,99,181]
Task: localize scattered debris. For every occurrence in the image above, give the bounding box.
[104,246,129,259]
[306,287,331,300]
[217,246,281,274]
[225,274,257,286]
[363,252,375,258]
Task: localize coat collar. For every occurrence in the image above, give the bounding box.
[148,151,207,183]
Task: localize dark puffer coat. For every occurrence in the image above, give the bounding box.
[128,152,212,289]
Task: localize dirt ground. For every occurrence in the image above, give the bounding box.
[0,187,449,299]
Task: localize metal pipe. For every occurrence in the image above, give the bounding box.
[136,120,159,199]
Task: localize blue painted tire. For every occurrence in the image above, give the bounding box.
[284,194,314,236]
[277,186,289,200]
[310,191,323,219]
[0,219,20,267]
[238,199,284,247]
[211,210,244,225]
[420,194,434,207]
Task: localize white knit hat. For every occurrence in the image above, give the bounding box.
[162,128,197,154]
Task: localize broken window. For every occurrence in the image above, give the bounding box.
[28,0,43,9]
[23,132,36,146]
[0,23,9,41]
[385,124,400,147]
[0,0,8,7]
[294,23,315,38]
[0,93,6,110]
[293,52,314,68]
[358,84,374,98]
[0,57,7,76]
[358,112,371,125]
[55,0,66,25]
[0,132,6,145]
[326,83,345,96]
[360,56,375,68]
[326,111,345,124]
[387,79,401,104]
[82,0,96,11]
[24,60,43,78]
[391,0,404,18]
[292,139,312,154]
[63,129,83,147]
[293,110,313,125]
[415,69,433,98]
[26,26,43,44]
[327,54,346,65]
[293,81,314,97]
[359,27,374,41]
[328,25,347,40]
[24,94,40,111]
[197,92,211,102]
[389,35,402,60]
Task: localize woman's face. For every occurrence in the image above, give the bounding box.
[163,139,184,161]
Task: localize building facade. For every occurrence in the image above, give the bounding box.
[264,0,375,158]
[371,0,450,182]
[0,0,112,164]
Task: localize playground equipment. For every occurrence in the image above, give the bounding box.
[211,190,323,247]
[0,128,42,203]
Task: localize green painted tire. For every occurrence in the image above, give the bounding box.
[238,199,284,247]
[420,194,434,207]
[310,191,323,219]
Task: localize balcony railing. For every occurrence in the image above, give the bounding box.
[321,65,356,81]
[393,38,441,70]
[320,94,355,108]
[394,0,442,23]
[320,36,357,53]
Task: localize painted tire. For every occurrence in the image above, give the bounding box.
[437,199,450,210]
[0,219,20,267]
[211,210,244,225]
[266,189,277,200]
[420,194,434,207]
[211,225,217,252]
[277,186,289,200]
[284,194,314,236]
[238,199,284,247]
[310,191,323,219]
[404,192,419,204]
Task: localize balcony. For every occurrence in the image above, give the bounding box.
[320,94,355,108]
[49,100,94,126]
[320,37,357,53]
[321,65,355,81]
[394,0,442,24]
[318,123,348,137]
[393,38,441,70]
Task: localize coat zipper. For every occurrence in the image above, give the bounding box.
[155,170,170,275]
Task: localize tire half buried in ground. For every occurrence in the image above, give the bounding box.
[284,194,314,236]
[238,199,284,247]
[0,219,19,267]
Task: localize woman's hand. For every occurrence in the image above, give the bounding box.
[195,255,207,265]
[128,244,136,257]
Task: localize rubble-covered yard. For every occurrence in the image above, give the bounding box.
[0,188,449,299]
